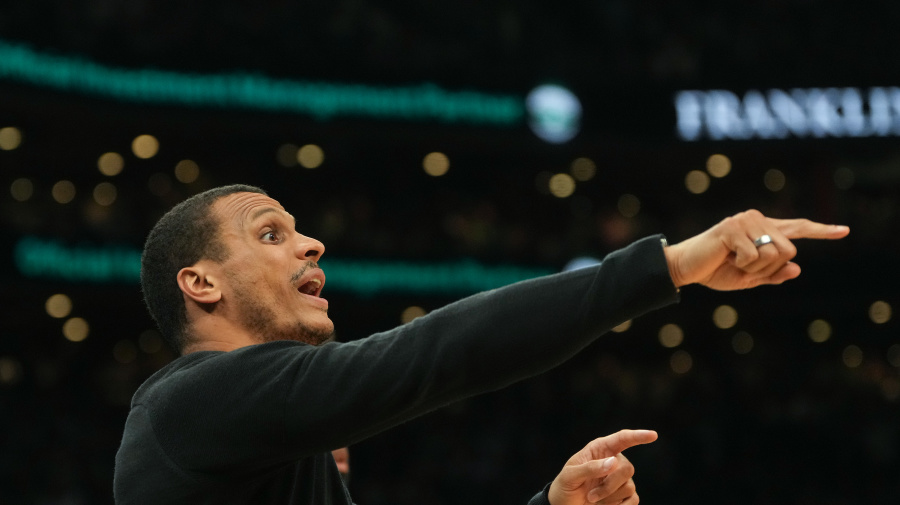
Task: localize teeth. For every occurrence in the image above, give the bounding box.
[298,278,322,296]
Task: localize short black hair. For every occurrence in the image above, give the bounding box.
[141,184,267,354]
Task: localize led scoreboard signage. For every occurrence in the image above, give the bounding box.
[675,87,900,141]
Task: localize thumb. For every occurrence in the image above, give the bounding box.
[559,456,619,491]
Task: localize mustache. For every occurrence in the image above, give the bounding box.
[289,261,320,284]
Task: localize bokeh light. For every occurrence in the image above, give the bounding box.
[808,319,832,343]
[548,173,576,198]
[706,154,731,178]
[277,143,299,167]
[62,317,89,342]
[764,168,786,191]
[52,180,76,204]
[98,152,125,176]
[93,182,117,206]
[0,127,22,150]
[731,331,754,354]
[617,194,640,218]
[659,323,684,348]
[670,350,693,374]
[570,157,596,181]
[713,305,738,329]
[423,152,450,177]
[526,84,582,143]
[0,357,23,386]
[611,320,632,333]
[842,345,863,368]
[132,134,159,159]
[10,178,33,201]
[175,159,200,183]
[869,300,892,324]
[401,306,427,324]
[882,378,900,402]
[298,144,325,169]
[887,344,900,368]
[685,170,710,194]
[45,294,73,319]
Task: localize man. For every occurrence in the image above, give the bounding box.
[115,184,849,504]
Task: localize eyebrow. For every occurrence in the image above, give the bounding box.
[249,207,296,226]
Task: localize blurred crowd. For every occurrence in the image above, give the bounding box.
[2,0,900,89]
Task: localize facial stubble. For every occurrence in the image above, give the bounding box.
[228,269,335,346]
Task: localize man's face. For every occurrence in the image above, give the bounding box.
[211,192,334,345]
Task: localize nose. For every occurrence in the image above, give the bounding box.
[294,233,325,262]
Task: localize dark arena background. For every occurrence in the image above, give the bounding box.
[2,2,900,504]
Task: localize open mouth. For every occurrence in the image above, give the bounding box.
[298,278,323,297]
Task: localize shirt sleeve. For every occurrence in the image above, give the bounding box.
[526,483,552,505]
[150,234,679,474]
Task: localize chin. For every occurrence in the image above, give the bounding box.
[296,319,335,346]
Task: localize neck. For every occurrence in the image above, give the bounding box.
[182,312,260,354]
[182,339,247,354]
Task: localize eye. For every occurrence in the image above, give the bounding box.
[261,230,280,243]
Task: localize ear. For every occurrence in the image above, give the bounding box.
[177,261,223,305]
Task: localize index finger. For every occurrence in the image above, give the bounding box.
[590,429,658,457]
[769,218,850,240]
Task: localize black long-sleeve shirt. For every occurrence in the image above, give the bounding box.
[114,235,678,504]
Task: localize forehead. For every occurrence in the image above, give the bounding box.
[213,192,292,230]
